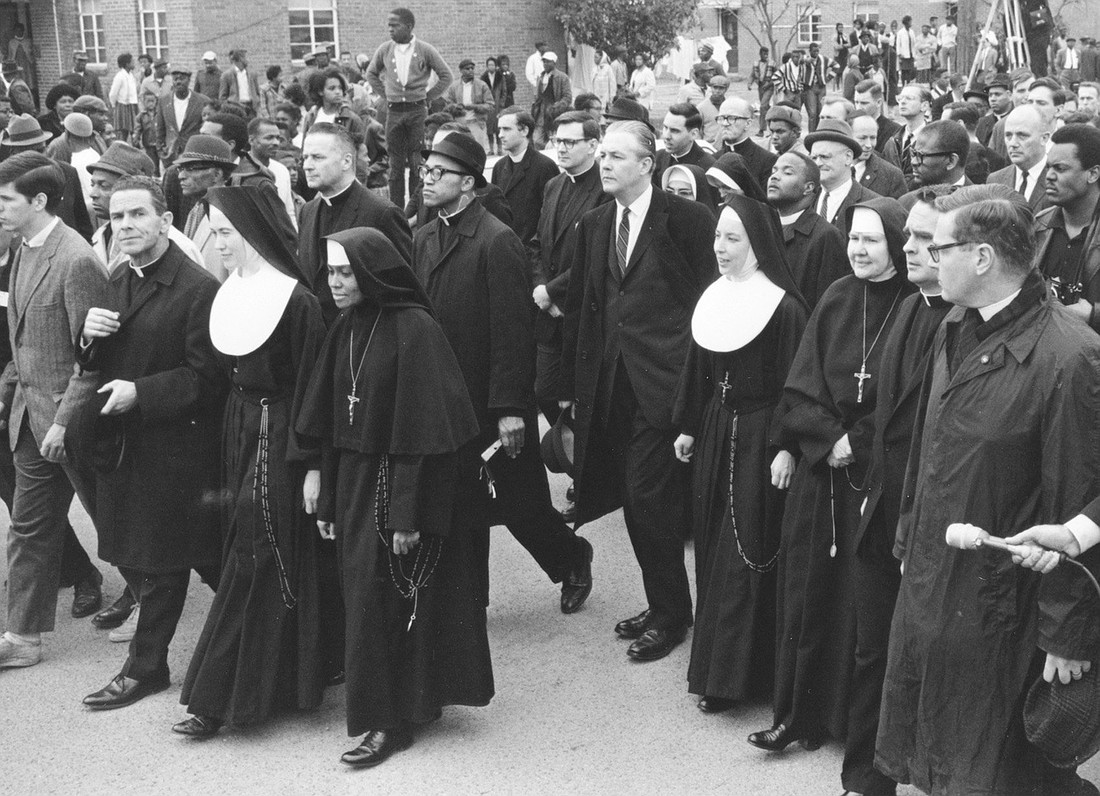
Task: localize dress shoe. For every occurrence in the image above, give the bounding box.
[327,670,346,687]
[697,695,736,714]
[92,591,136,629]
[747,723,804,752]
[0,634,42,669]
[560,537,593,614]
[109,603,140,643]
[83,671,170,710]
[340,727,413,768]
[172,715,223,738]
[614,609,653,640]
[71,570,103,618]
[627,626,688,661]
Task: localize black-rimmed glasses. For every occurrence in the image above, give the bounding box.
[927,240,973,263]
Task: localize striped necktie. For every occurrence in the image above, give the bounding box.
[616,208,630,275]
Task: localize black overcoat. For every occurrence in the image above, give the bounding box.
[491,145,559,253]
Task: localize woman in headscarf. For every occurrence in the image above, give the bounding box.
[296,228,493,768]
[662,163,718,217]
[705,152,768,204]
[750,197,914,753]
[174,184,326,738]
[673,195,808,715]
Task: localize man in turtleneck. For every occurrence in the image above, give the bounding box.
[653,102,715,184]
[840,186,952,796]
[413,131,595,616]
[766,149,848,307]
[716,96,776,189]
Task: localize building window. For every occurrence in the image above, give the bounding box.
[797,6,822,46]
[853,3,879,26]
[140,0,169,60]
[77,0,106,65]
[289,0,338,63]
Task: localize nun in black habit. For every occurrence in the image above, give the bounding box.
[673,195,808,714]
[296,228,493,768]
[750,197,915,752]
[175,185,327,736]
[661,163,719,217]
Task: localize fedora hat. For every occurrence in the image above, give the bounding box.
[540,411,575,476]
[1025,665,1100,768]
[421,131,487,188]
[88,142,156,178]
[603,96,653,130]
[805,118,861,159]
[0,114,53,147]
[175,134,235,168]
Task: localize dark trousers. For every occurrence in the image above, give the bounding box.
[603,366,692,630]
[842,553,901,796]
[491,412,579,583]
[757,86,774,135]
[802,85,827,132]
[119,564,219,681]
[385,104,427,206]
[6,422,98,633]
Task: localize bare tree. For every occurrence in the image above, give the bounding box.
[739,0,817,59]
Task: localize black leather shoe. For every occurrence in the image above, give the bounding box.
[627,626,687,661]
[614,609,653,639]
[71,570,104,618]
[560,537,593,614]
[92,591,136,629]
[172,715,222,738]
[747,723,803,752]
[83,672,170,710]
[340,727,413,767]
[327,670,346,687]
[697,696,736,713]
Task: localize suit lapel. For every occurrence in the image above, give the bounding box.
[625,193,661,275]
[428,203,482,276]
[552,178,596,248]
[16,231,58,320]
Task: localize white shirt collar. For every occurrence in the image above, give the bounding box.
[817,177,853,222]
[1017,155,1047,197]
[978,288,1021,321]
[618,183,653,224]
[22,216,61,248]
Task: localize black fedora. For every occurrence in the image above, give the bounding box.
[603,96,652,130]
[422,131,487,188]
[540,411,575,476]
[1025,666,1100,768]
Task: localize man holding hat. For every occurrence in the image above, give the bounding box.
[155,66,208,167]
[806,117,879,233]
[194,52,221,100]
[531,51,571,148]
[1,61,35,116]
[443,59,494,152]
[766,104,806,156]
[413,131,595,615]
[61,51,103,100]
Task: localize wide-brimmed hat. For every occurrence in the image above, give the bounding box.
[1025,666,1100,768]
[0,114,53,147]
[88,141,156,178]
[421,131,487,188]
[603,96,652,130]
[63,112,93,138]
[805,118,861,158]
[540,412,575,476]
[175,134,235,168]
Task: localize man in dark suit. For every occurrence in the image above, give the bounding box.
[653,102,716,184]
[806,118,879,234]
[897,120,970,208]
[78,177,226,709]
[975,74,1013,148]
[530,52,571,147]
[299,123,411,326]
[562,121,717,661]
[491,106,558,256]
[155,67,208,169]
[218,48,261,112]
[891,85,932,188]
[716,96,776,189]
[854,79,902,155]
[766,150,850,307]
[852,113,908,198]
[987,104,1052,215]
[0,152,107,669]
[413,131,593,615]
[60,50,103,100]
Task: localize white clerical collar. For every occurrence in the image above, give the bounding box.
[779,210,803,226]
[128,245,169,278]
[22,216,61,248]
[507,143,529,163]
[953,174,967,186]
[439,194,474,225]
[920,289,943,306]
[320,180,354,206]
[565,161,596,182]
[978,288,1021,321]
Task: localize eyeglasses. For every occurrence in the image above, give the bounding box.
[549,137,592,150]
[418,165,467,182]
[910,149,954,164]
[927,240,973,263]
[716,115,750,124]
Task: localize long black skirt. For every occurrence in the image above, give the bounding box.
[688,399,783,701]
[181,393,324,724]
[335,449,494,737]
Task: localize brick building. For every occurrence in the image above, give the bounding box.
[1,0,565,108]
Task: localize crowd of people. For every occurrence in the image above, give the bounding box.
[1,6,1100,795]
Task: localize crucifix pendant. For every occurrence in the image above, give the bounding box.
[718,371,732,403]
[853,367,871,403]
[347,392,360,425]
